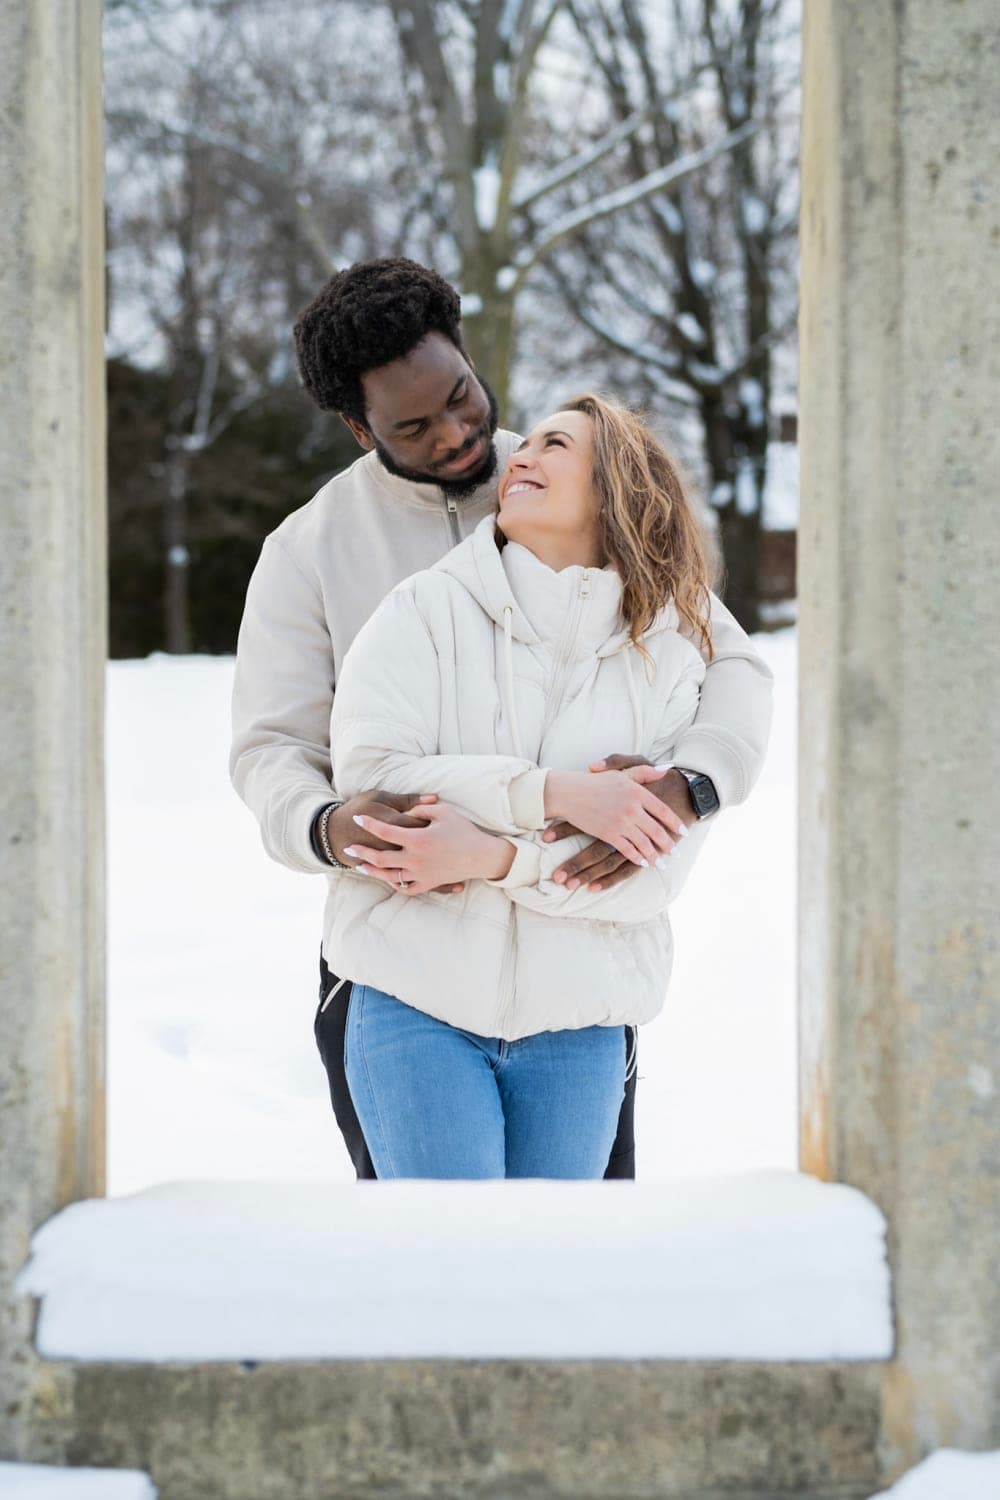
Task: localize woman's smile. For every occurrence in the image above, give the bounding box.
[496,409,603,570]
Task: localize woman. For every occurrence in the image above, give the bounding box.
[328,394,722,1180]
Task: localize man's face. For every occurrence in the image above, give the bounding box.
[346,331,499,497]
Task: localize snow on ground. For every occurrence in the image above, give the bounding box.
[869,1450,1000,1499]
[0,1464,155,1498]
[106,628,797,1193]
[17,1173,889,1362]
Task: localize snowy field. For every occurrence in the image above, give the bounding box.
[106,628,797,1193]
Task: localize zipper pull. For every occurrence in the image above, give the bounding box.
[580,569,591,599]
[446,496,458,514]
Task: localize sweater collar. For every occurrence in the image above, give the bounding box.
[366,429,521,511]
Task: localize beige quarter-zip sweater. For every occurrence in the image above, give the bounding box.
[230,432,774,888]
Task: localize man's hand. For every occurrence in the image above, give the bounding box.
[328,792,463,895]
[545,755,697,892]
[334,793,513,896]
[543,760,690,873]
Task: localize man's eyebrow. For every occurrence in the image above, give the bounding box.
[516,428,574,451]
[391,374,468,431]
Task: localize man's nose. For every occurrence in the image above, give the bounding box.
[435,412,471,455]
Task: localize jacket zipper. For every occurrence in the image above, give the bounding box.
[445,495,461,545]
[542,568,591,735]
[495,909,518,1038]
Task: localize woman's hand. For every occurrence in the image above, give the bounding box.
[543,765,689,868]
[344,797,514,895]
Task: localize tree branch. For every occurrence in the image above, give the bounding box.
[509,119,759,289]
[107,108,338,276]
[389,0,477,246]
[514,105,659,212]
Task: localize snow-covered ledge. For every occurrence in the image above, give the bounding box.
[0,1463,156,1498]
[17,1172,891,1363]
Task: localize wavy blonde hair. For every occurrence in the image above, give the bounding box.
[562,393,714,661]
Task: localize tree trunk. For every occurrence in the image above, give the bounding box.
[460,236,516,415]
[163,446,192,655]
[703,392,762,634]
[716,504,762,634]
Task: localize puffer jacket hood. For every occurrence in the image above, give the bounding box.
[433,514,683,760]
[433,512,681,654]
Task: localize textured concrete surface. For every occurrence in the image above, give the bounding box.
[0,0,106,1461]
[61,1359,883,1500]
[799,0,1000,1481]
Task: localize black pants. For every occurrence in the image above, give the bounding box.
[314,952,637,1180]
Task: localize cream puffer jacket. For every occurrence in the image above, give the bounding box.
[327,514,717,1040]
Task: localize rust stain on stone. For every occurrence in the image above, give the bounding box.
[800,1058,831,1181]
[54,1012,78,1208]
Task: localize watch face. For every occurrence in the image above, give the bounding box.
[690,776,720,817]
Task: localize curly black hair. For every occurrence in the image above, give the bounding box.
[293,258,464,424]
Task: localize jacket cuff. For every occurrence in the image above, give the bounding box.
[284,788,341,874]
[668,728,747,810]
[485,837,542,890]
[507,767,548,830]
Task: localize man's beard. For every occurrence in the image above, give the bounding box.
[371,379,501,500]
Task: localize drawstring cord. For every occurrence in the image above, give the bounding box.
[625,1026,638,1083]
[620,644,644,753]
[319,975,349,1015]
[502,606,525,759]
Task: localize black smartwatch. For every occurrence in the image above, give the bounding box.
[673,767,720,819]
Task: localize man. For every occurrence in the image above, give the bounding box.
[230,257,773,1180]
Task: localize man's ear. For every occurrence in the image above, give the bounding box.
[342,414,374,451]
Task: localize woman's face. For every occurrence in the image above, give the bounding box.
[495,409,603,568]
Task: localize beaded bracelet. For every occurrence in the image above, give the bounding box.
[317,800,346,868]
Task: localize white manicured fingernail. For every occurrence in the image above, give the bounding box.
[677,823,690,836]
[639,858,648,868]
[353,815,366,827]
[653,764,672,772]
[356,864,371,875]
[343,846,361,858]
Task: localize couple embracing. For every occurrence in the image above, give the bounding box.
[230,258,772,1181]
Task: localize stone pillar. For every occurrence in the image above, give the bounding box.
[799,0,1000,1480]
[0,0,106,1459]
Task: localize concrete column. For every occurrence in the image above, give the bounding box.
[799,0,1000,1480]
[0,0,106,1459]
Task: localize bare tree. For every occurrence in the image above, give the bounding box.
[387,0,757,410]
[103,0,797,647]
[545,0,799,628]
[104,0,400,650]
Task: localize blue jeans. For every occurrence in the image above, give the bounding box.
[344,984,626,1180]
